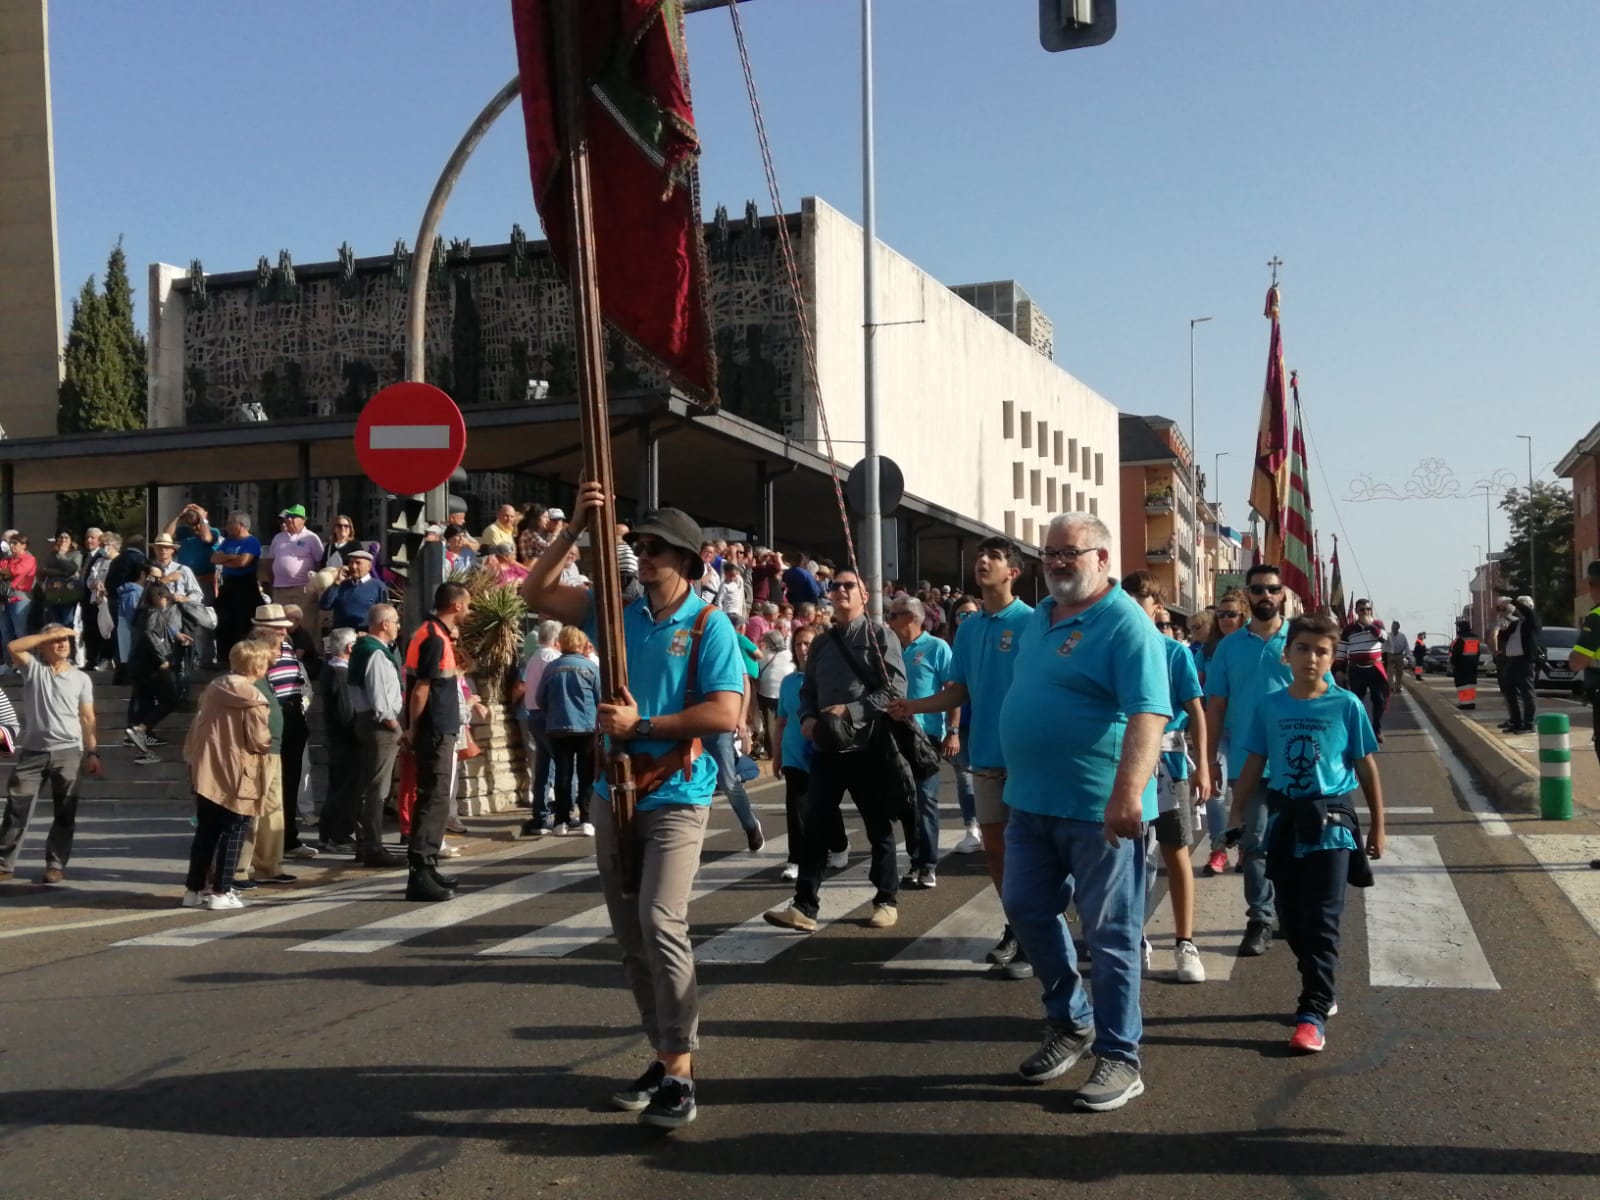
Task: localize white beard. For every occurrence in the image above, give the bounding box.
[1048,572,1098,606]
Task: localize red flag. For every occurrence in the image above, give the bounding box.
[1249,285,1291,565]
[1280,371,1316,606]
[511,0,717,402]
[1329,534,1346,620]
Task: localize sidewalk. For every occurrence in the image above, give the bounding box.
[1406,669,1600,822]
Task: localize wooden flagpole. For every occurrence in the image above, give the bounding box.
[552,0,640,895]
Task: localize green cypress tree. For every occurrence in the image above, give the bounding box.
[57,241,146,533]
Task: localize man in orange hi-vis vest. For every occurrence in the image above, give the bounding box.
[1449,620,1481,709]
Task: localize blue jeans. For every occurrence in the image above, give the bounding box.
[1003,809,1146,1067]
[525,713,556,826]
[908,772,941,868]
[1239,784,1276,924]
[4,597,32,657]
[708,730,757,832]
[952,748,976,826]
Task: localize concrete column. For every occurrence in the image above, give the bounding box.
[0,0,64,537]
[757,463,776,550]
[637,426,660,513]
[149,263,189,523]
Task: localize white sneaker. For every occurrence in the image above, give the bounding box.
[285,844,319,860]
[133,752,160,766]
[204,889,246,910]
[780,862,799,881]
[826,847,850,869]
[1141,936,1153,971]
[440,841,463,858]
[1175,938,1206,983]
[124,726,149,753]
[180,890,206,909]
[954,824,983,854]
[580,822,596,837]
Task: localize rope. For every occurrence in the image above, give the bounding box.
[726,2,892,675]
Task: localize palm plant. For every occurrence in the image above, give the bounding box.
[454,565,527,703]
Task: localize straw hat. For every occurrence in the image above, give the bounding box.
[252,603,295,629]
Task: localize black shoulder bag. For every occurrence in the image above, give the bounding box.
[828,626,943,783]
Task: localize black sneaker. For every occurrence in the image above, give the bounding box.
[1003,945,1035,980]
[639,1075,697,1129]
[405,869,453,902]
[611,1060,666,1112]
[1018,1023,1093,1083]
[144,734,168,747]
[986,926,1020,967]
[1238,920,1274,957]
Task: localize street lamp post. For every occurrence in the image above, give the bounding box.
[1517,433,1535,607]
[1188,317,1212,611]
[1212,451,1229,514]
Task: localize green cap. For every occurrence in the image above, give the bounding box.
[278,504,307,519]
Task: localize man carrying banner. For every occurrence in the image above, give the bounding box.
[524,482,743,1131]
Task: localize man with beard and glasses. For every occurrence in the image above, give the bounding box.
[997,513,1169,1112]
[1204,563,1326,958]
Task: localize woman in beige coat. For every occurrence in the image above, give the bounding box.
[181,639,275,910]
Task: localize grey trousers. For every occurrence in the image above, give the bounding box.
[355,717,401,855]
[594,796,710,1054]
[0,749,84,872]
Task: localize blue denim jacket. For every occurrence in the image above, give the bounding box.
[537,653,599,735]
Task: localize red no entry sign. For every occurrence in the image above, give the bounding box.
[355,382,466,495]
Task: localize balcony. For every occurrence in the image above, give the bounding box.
[1144,488,1175,514]
[1147,546,1175,563]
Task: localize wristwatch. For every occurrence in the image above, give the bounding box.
[634,718,654,740]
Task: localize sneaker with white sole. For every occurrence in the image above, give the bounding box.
[124,727,149,752]
[867,902,898,929]
[1141,937,1153,971]
[763,903,818,933]
[779,862,799,881]
[1018,1023,1093,1083]
[826,847,850,869]
[439,841,463,858]
[284,844,319,860]
[1175,938,1206,983]
[203,889,246,910]
[580,822,596,837]
[133,752,160,766]
[954,824,983,854]
[180,890,207,909]
[1074,1056,1145,1111]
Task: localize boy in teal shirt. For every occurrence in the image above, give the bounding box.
[1231,612,1386,1055]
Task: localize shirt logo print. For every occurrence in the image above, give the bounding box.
[668,629,691,657]
[999,630,1015,653]
[1057,630,1084,657]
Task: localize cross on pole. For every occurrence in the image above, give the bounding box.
[1268,256,1284,285]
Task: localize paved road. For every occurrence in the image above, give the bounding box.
[2,703,1599,1199]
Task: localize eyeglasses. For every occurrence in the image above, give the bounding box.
[1154,621,1173,630]
[827,580,858,593]
[334,522,352,529]
[1217,610,1244,620]
[634,536,670,558]
[1040,546,1102,564]
[1247,584,1284,596]
[1355,606,1372,614]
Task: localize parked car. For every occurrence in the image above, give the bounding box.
[1423,644,1452,674]
[1538,626,1583,694]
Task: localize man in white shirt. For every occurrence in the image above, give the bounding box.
[267,505,324,615]
[520,620,563,836]
[718,560,747,618]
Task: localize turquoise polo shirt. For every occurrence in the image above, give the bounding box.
[1204,619,1332,780]
[902,631,955,739]
[584,590,745,812]
[1161,638,1203,780]
[776,671,812,770]
[1239,684,1373,858]
[949,597,1033,770]
[1000,586,1171,822]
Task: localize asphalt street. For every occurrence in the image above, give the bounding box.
[2,699,1599,1200]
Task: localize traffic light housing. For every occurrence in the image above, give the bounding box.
[1039,0,1116,52]
[386,494,426,574]
[447,466,469,522]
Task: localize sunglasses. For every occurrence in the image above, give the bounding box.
[956,609,976,621]
[827,580,858,593]
[1248,584,1284,596]
[634,536,671,558]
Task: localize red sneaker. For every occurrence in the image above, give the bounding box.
[1289,1022,1326,1053]
[1204,849,1228,876]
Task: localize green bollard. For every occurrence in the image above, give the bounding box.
[1537,712,1573,821]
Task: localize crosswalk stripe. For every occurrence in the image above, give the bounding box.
[1142,842,1246,982]
[1366,834,1499,989]
[286,856,600,954]
[116,882,402,947]
[478,837,792,958]
[884,885,1004,971]
[1516,834,1600,940]
[696,859,878,964]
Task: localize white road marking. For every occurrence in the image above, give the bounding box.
[1517,835,1600,941]
[1366,834,1499,990]
[1401,692,1513,836]
[884,885,1005,972]
[368,424,451,450]
[479,837,791,958]
[1144,842,1246,982]
[696,859,878,964]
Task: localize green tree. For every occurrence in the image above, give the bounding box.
[1498,481,1573,625]
[57,240,147,534]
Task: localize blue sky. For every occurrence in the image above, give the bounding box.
[48,0,1600,631]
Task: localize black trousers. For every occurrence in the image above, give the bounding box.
[793,749,898,916]
[215,575,258,664]
[1347,666,1390,734]
[186,794,249,893]
[408,730,458,868]
[782,765,847,867]
[1502,657,1536,729]
[318,734,360,845]
[132,668,180,734]
[280,699,308,850]
[549,732,595,824]
[1272,845,1349,1024]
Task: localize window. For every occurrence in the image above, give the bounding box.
[1022,517,1035,544]
[1047,478,1058,509]
[1020,411,1032,449]
[1095,453,1105,487]
[1081,442,1092,480]
[1013,461,1025,500]
[1068,438,1079,472]
[1030,469,1041,506]
[1088,496,1099,516]
[1003,401,1015,439]
[1076,490,1086,511]
[1037,420,1048,457]
[1054,430,1064,466]
[1005,510,1017,537]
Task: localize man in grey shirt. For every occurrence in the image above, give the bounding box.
[0,625,101,883]
[765,567,908,932]
[347,603,404,868]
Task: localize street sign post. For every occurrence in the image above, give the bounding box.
[355,382,467,496]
